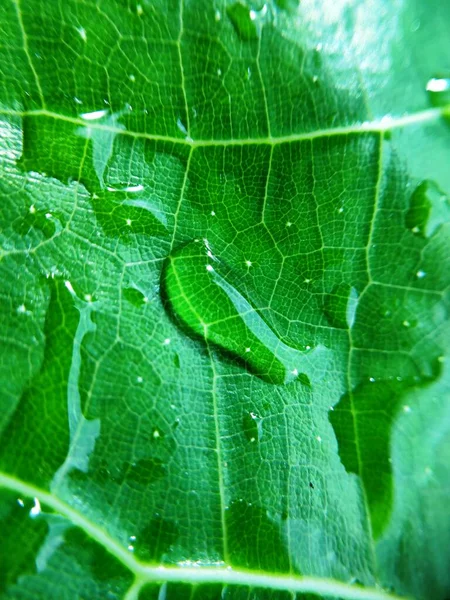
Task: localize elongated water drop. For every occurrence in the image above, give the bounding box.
[324,284,359,329]
[163,239,319,385]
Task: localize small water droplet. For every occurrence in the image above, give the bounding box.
[29,497,41,518]
[416,270,426,279]
[243,411,263,442]
[13,205,64,239]
[163,239,320,385]
[123,287,148,307]
[426,76,450,107]
[405,180,450,238]
[227,2,259,40]
[324,284,359,329]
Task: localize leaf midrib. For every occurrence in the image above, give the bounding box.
[0,106,448,148]
[0,471,411,600]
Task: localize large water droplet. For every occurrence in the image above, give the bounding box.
[426,76,450,107]
[163,239,319,385]
[323,284,359,329]
[227,2,259,40]
[405,180,450,238]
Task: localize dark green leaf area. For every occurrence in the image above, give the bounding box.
[0,491,48,594]
[0,489,132,599]
[226,499,290,572]
[331,358,442,539]
[0,279,75,487]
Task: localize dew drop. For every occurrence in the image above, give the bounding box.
[405,180,450,238]
[324,284,359,329]
[226,2,259,40]
[163,239,320,385]
[122,286,148,307]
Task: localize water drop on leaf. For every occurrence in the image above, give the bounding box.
[122,287,148,307]
[227,2,259,40]
[163,239,319,385]
[323,284,359,329]
[405,180,450,238]
[242,411,263,442]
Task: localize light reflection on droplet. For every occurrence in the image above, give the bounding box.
[80,109,109,121]
[426,78,450,93]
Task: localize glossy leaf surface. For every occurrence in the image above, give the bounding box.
[0,1,449,599]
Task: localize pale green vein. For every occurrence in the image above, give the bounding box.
[177,0,190,136]
[170,146,193,250]
[365,133,385,284]
[0,471,411,600]
[0,106,448,148]
[12,0,45,108]
[206,344,230,564]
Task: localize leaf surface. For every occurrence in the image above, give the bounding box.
[0,1,449,599]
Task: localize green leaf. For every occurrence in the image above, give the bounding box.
[0,1,449,599]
